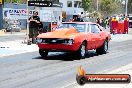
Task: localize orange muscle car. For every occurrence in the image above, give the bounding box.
[36,22,111,59]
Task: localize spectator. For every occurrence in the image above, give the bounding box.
[96,18,100,25]
[28,11,40,44]
[74,14,84,22]
[109,16,113,33]
[38,21,45,34]
[104,17,109,29]
[124,16,129,34]
[100,19,104,27]
[111,16,118,34]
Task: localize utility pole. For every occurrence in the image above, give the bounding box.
[97,0,98,11]
[125,0,128,16]
[26,0,29,43]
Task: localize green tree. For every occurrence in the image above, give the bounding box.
[100,0,121,16]
[128,0,132,14]
[12,0,18,3]
[4,0,11,3]
[82,0,92,11]
[4,0,26,3]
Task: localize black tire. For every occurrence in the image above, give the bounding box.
[74,42,87,59]
[27,40,31,45]
[76,75,86,85]
[6,29,10,32]
[39,49,48,58]
[96,40,108,55]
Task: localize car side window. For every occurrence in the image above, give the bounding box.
[86,24,90,32]
[76,24,86,32]
[90,24,100,33]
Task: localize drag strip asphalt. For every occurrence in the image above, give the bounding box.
[0,39,132,88]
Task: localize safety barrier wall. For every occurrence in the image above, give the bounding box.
[111,21,129,34]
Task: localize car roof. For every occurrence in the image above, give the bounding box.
[62,22,97,24]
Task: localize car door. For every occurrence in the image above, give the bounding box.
[97,25,106,47]
[85,24,93,50]
[90,24,102,49]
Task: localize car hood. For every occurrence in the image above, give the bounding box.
[37,28,80,39]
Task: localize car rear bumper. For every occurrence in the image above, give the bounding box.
[37,43,80,52]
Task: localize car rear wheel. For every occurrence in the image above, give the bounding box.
[39,49,48,58]
[75,42,86,59]
[96,40,108,55]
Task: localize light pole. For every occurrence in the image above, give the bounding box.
[26,0,30,44]
[97,0,98,11]
[125,0,128,16]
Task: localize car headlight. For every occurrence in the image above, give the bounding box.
[64,39,74,45]
[68,39,73,45]
[36,38,42,43]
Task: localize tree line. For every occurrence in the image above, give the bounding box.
[4,0,27,4]
[82,0,132,17]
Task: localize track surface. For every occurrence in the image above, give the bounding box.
[0,32,132,88]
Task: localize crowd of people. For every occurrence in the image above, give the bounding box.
[96,15,129,34]
[96,17,109,29]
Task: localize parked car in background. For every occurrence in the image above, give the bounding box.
[36,22,111,59]
[129,16,132,28]
[7,23,21,32]
[5,19,21,32]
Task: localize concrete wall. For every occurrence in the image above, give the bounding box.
[3,3,34,29]
[0,5,3,29]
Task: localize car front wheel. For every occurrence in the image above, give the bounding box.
[39,49,48,58]
[75,42,87,59]
[96,40,108,55]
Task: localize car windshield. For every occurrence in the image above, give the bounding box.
[82,17,96,22]
[57,23,86,32]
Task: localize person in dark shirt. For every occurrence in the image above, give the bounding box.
[28,11,40,44]
[74,15,84,22]
[96,18,100,25]
[38,21,47,34]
